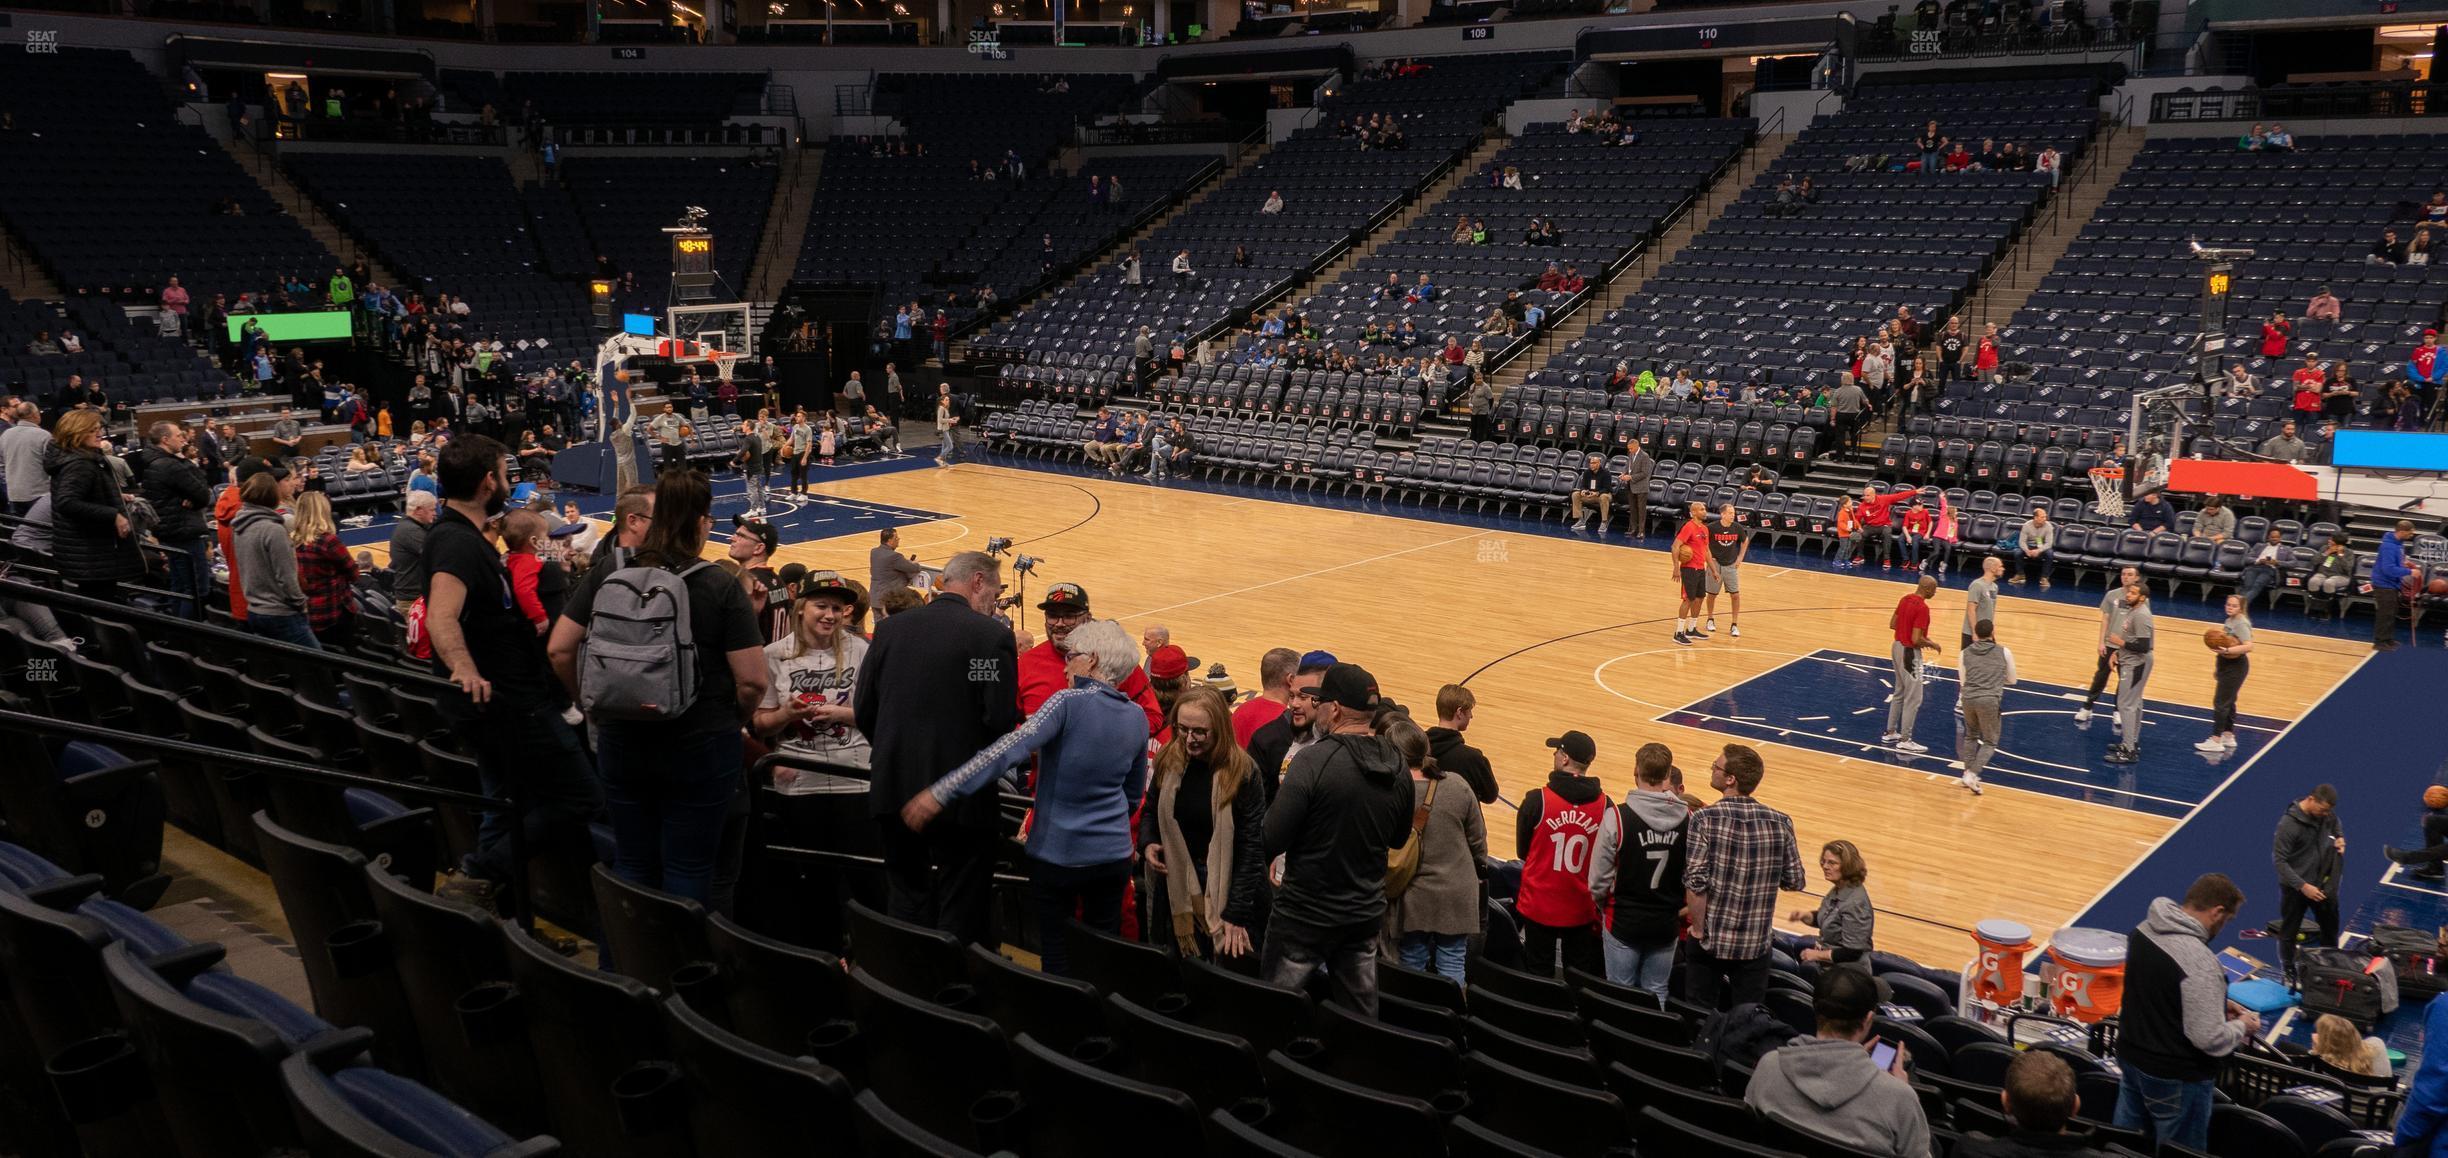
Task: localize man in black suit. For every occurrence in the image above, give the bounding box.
[853,549,1021,944]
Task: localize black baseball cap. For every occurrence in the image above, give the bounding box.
[1317,663,1379,712]
[1546,731,1598,765]
[1038,582,1090,614]
[732,518,779,556]
[795,569,860,606]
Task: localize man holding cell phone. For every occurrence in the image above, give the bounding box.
[1744,968,1934,1158]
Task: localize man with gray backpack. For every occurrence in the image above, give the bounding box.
[547,468,767,906]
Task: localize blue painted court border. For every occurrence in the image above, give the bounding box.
[1653,648,2286,818]
[969,448,2404,644]
[337,454,951,552]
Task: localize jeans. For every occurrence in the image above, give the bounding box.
[1400,931,1468,983]
[743,465,767,512]
[447,696,605,898]
[1685,945,1770,1011]
[2236,563,2279,607]
[596,724,744,905]
[1027,857,1129,977]
[2015,549,2050,585]
[879,819,999,946]
[937,429,959,464]
[246,611,323,651]
[1265,915,1382,1015]
[2112,1065,2214,1152]
[165,537,213,620]
[1603,932,1677,998]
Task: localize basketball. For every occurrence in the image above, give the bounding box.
[2430,577,2448,597]
[612,369,633,384]
[1674,543,1695,564]
[2204,628,2235,650]
[2425,786,2448,810]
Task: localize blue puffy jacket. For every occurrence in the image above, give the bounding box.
[2396,998,2448,1157]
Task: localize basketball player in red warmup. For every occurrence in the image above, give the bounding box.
[1513,730,1610,977]
[1671,502,1711,645]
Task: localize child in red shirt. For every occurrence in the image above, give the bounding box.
[500,509,550,632]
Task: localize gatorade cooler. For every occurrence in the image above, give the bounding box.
[1970,919,2037,1007]
[2046,928,2130,1024]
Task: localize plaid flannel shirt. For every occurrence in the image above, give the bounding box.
[295,533,359,632]
[1683,794,1805,960]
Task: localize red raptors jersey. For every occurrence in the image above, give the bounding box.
[1517,786,1611,927]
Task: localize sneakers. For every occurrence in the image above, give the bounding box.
[1703,619,1717,633]
[1672,631,1693,646]
[437,870,501,914]
[1958,775,1983,796]
[1880,732,1903,743]
[2103,745,2138,764]
[2007,576,2026,586]
[2194,737,2227,753]
[1882,561,1894,571]
[1896,740,1928,753]
[2039,579,2052,590]
[1731,624,1742,638]
[2387,845,2413,864]
[2072,707,2093,724]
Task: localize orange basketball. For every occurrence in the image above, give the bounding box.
[2427,785,2448,811]
[2430,577,2448,597]
[1674,543,1695,564]
[2203,628,2235,650]
[612,369,633,384]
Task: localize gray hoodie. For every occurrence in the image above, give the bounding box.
[1959,640,2018,703]
[2273,802,2342,894]
[1744,1036,1932,1158]
[2119,897,2249,1081]
[231,504,306,616]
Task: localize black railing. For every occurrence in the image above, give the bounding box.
[1080,122,1258,148]
[2152,84,2444,124]
[1854,24,2138,62]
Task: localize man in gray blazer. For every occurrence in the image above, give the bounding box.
[1616,441,1656,538]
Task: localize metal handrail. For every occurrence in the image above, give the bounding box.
[0,577,454,691]
[0,709,511,814]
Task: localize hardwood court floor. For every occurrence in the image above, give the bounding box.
[784,462,2369,967]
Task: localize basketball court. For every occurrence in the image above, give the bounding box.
[755,453,2391,968]
[339,446,2448,972]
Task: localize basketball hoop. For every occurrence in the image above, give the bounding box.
[711,351,743,382]
[2088,466,2127,519]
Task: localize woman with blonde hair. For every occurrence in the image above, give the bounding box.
[754,570,871,774]
[1145,683,1266,963]
[1380,711,1485,982]
[2311,1012,2392,1079]
[287,489,359,646]
[1787,839,1875,970]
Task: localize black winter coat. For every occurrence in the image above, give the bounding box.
[138,446,212,544]
[851,592,1022,828]
[47,448,143,582]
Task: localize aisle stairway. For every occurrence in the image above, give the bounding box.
[747,146,825,301]
[943,137,1271,366]
[1486,130,1798,397]
[206,135,406,291]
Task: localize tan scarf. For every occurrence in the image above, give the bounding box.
[1154,756,1237,957]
